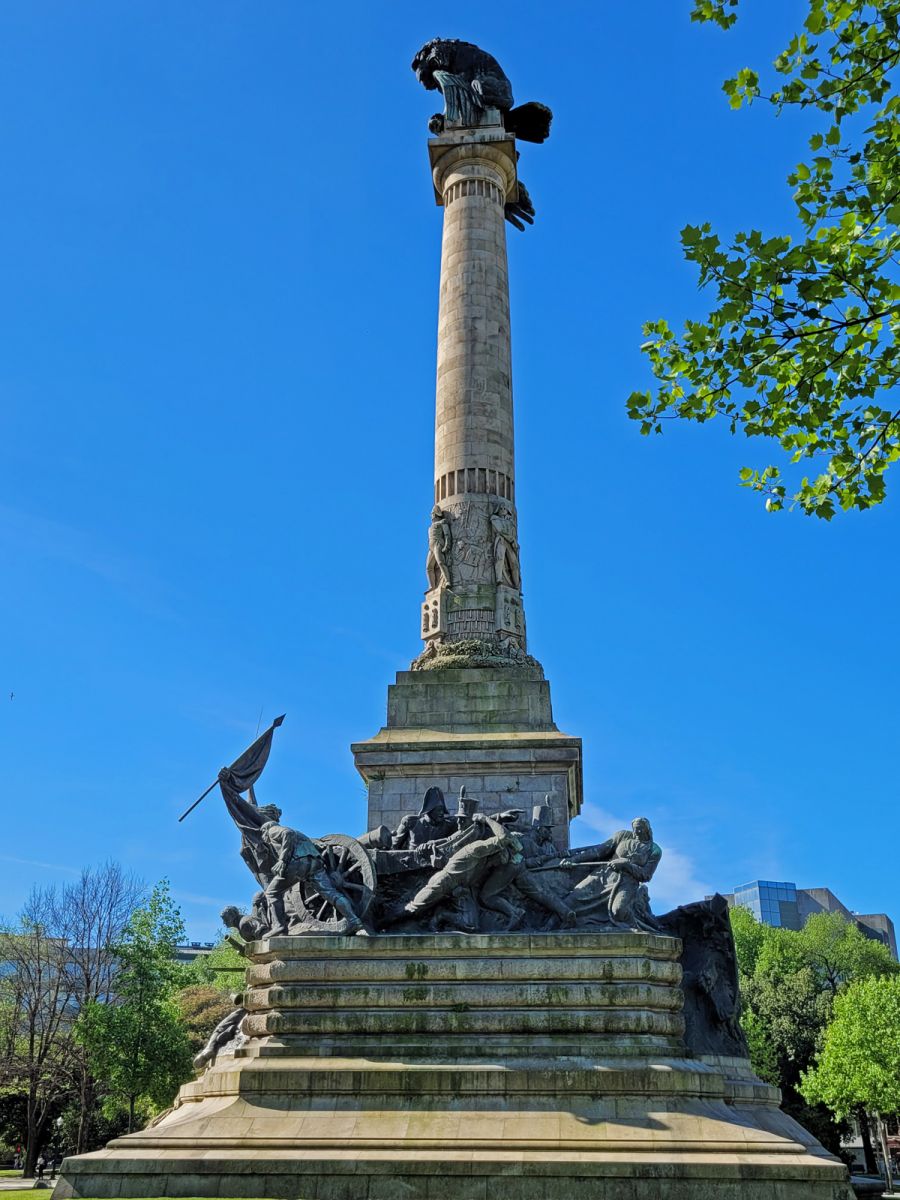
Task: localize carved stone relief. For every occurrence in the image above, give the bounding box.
[425,505,452,589]
[491,504,521,589]
[440,500,491,585]
[421,588,447,641]
[495,584,525,641]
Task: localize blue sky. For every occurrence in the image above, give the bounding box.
[2,1,897,939]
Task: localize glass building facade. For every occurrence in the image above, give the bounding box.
[729,880,896,956]
[732,880,800,929]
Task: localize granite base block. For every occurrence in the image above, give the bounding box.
[55,934,852,1200]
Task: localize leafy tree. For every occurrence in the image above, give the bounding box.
[78,882,193,1131]
[57,864,143,1154]
[729,902,769,975]
[741,960,841,1152]
[728,905,896,1160]
[802,973,900,1181]
[0,864,142,1168]
[629,0,900,517]
[184,935,246,989]
[798,910,898,995]
[0,889,82,1176]
[57,1100,129,1164]
[802,974,900,1117]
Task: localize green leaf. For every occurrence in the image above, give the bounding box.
[626,0,900,518]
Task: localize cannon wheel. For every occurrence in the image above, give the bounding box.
[302,833,377,929]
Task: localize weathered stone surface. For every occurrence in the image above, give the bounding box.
[56,934,852,1200]
[419,124,533,666]
[354,667,583,845]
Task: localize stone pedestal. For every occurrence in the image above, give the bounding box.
[56,933,852,1200]
[353,666,582,849]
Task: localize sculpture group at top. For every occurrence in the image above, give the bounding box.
[412,38,551,230]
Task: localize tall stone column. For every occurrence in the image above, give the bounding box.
[353,112,582,847]
[421,123,529,660]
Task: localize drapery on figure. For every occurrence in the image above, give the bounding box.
[425,505,452,589]
[560,817,662,931]
[411,38,552,231]
[491,504,521,589]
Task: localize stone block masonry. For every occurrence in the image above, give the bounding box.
[352,666,582,846]
[419,123,533,663]
[56,934,853,1200]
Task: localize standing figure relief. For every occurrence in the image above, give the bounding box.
[425,505,453,589]
[491,503,521,590]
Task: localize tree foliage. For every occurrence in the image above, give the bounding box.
[629,0,900,517]
[185,935,246,987]
[802,974,900,1117]
[175,986,236,1059]
[800,909,898,994]
[729,904,896,1157]
[55,864,143,1155]
[78,881,193,1131]
[0,870,236,1164]
[0,864,141,1174]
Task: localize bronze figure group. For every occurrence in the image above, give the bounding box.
[217,750,663,940]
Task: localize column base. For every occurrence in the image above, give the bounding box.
[412,636,542,674]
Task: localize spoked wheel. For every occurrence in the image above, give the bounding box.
[305,833,377,926]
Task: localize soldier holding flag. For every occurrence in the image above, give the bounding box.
[183,716,367,936]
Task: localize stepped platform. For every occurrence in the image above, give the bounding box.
[55,932,852,1199]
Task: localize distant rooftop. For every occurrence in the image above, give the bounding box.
[174,941,216,963]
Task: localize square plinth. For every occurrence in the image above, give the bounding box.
[352,667,582,849]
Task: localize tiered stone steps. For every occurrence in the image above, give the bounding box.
[56,933,852,1199]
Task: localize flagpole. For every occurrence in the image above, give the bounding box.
[177,780,219,824]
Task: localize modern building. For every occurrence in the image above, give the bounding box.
[727,880,897,959]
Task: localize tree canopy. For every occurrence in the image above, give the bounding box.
[729,904,896,1159]
[0,869,245,1168]
[629,0,900,517]
[0,864,142,1174]
[78,881,193,1131]
[802,974,900,1118]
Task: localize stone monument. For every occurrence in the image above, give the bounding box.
[352,38,580,853]
[55,38,853,1200]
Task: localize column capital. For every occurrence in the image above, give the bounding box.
[427,128,518,205]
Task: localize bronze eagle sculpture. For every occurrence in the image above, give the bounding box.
[411,38,552,230]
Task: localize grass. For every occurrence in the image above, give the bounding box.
[1,1194,281,1200]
